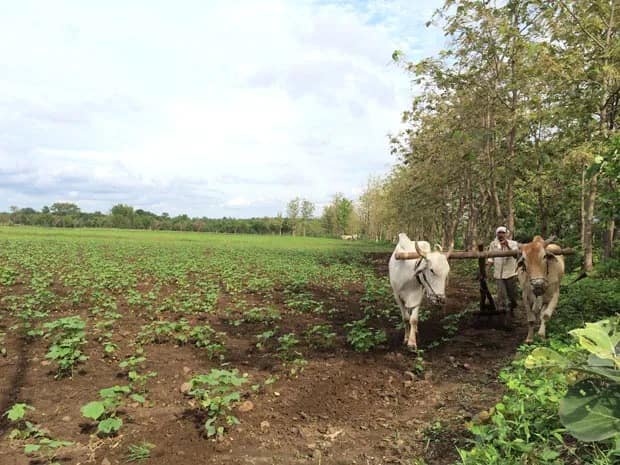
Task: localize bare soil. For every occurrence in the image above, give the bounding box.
[0,253,526,465]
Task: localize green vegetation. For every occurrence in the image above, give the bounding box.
[4,403,73,465]
[81,385,133,436]
[125,442,155,462]
[456,265,620,464]
[345,316,388,352]
[361,0,618,271]
[186,369,248,438]
[43,316,88,377]
[526,318,620,449]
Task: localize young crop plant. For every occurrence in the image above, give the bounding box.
[345,317,387,352]
[4,403,37,439]
[255,328,278,349]
[242,306,282,324]
[4,403,74,464]
[126,442,155,462]
[0,265,18,286]
[81,385,136,436]
[284,356,308,378]
[185,369,248,438]
[43,316,88,377]
[284,291,324,314]
[119,350,157,396]
[137,319,225,359]
[304,324,337,349]
[277,333,301,360]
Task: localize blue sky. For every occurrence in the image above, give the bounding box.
[0,0,446,217]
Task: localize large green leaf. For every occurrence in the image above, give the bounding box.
[98,417,123,434]
[525,347,570,369]
[81,401,105,420]
[559,379,620,442]
[24,444,41,454]
[570,322,618,364]
[4,403,33,421]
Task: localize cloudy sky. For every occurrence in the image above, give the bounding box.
[1,0,445,217]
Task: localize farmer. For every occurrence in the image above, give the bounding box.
[486,226,519,313]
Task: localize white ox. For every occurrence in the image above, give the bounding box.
[517,235,565,343]
[388,233,450,349]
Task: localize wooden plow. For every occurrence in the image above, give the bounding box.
[395,244,576,319]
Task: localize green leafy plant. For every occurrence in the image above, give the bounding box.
[255,328,278,349]
[24,438,74,465]
[304,324,337,349]
[43,316,88,377]
[277,333,301,360]
[186,369,248,437]
[4,403,73,464]
[345,317,387,352]
[118,349,157,395]
[242,306,281,324]
[81,385,132,436]
[138,319,224,359]
[525,318,620,450]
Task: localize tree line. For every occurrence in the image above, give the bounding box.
[1,194,359,238]
[356,0,618,270]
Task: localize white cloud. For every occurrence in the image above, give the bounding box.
[0,0,445,217]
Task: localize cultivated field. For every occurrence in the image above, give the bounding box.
[0,227,525,465]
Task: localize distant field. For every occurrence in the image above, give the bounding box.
[0,226,394,249]
[0,226,514,465]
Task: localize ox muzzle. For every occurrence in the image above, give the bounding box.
[428,294,446,306]
[530,278,547,297]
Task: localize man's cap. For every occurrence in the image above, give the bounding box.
[496,226,508,234]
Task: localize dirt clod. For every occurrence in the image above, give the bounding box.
[238,400,254,412]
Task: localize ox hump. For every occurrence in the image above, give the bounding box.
[396,233,431,253]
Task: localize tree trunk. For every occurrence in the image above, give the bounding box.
[506,179,515,236]
[580,165,586,245]
[583,173,598,271]
[485,106,503,224]
[538,186,548,238]
[603,219,615,260]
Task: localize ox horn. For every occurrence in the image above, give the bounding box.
[414,241,427,258]
[544,235,557,246]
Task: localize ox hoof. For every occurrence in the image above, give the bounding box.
[406,343,418,352]
[524,337,534,344]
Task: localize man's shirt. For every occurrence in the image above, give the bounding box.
[487,239,519,279]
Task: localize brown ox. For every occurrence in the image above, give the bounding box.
[517,235,565,343]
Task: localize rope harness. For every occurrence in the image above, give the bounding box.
[413,258,439,301]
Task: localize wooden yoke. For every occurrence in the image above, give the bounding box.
[394,247,575,260]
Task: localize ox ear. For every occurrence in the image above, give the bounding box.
[516,254,526,270]
[434,243,443,252]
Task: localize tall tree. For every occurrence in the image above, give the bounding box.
[300,200,315,237]
[286,197,300,236]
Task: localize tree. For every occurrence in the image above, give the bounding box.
[322,193,354,236]
[300,200,315,236]
[286,197,300,236]
[50,202,80,216]
[110,204,135,229]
